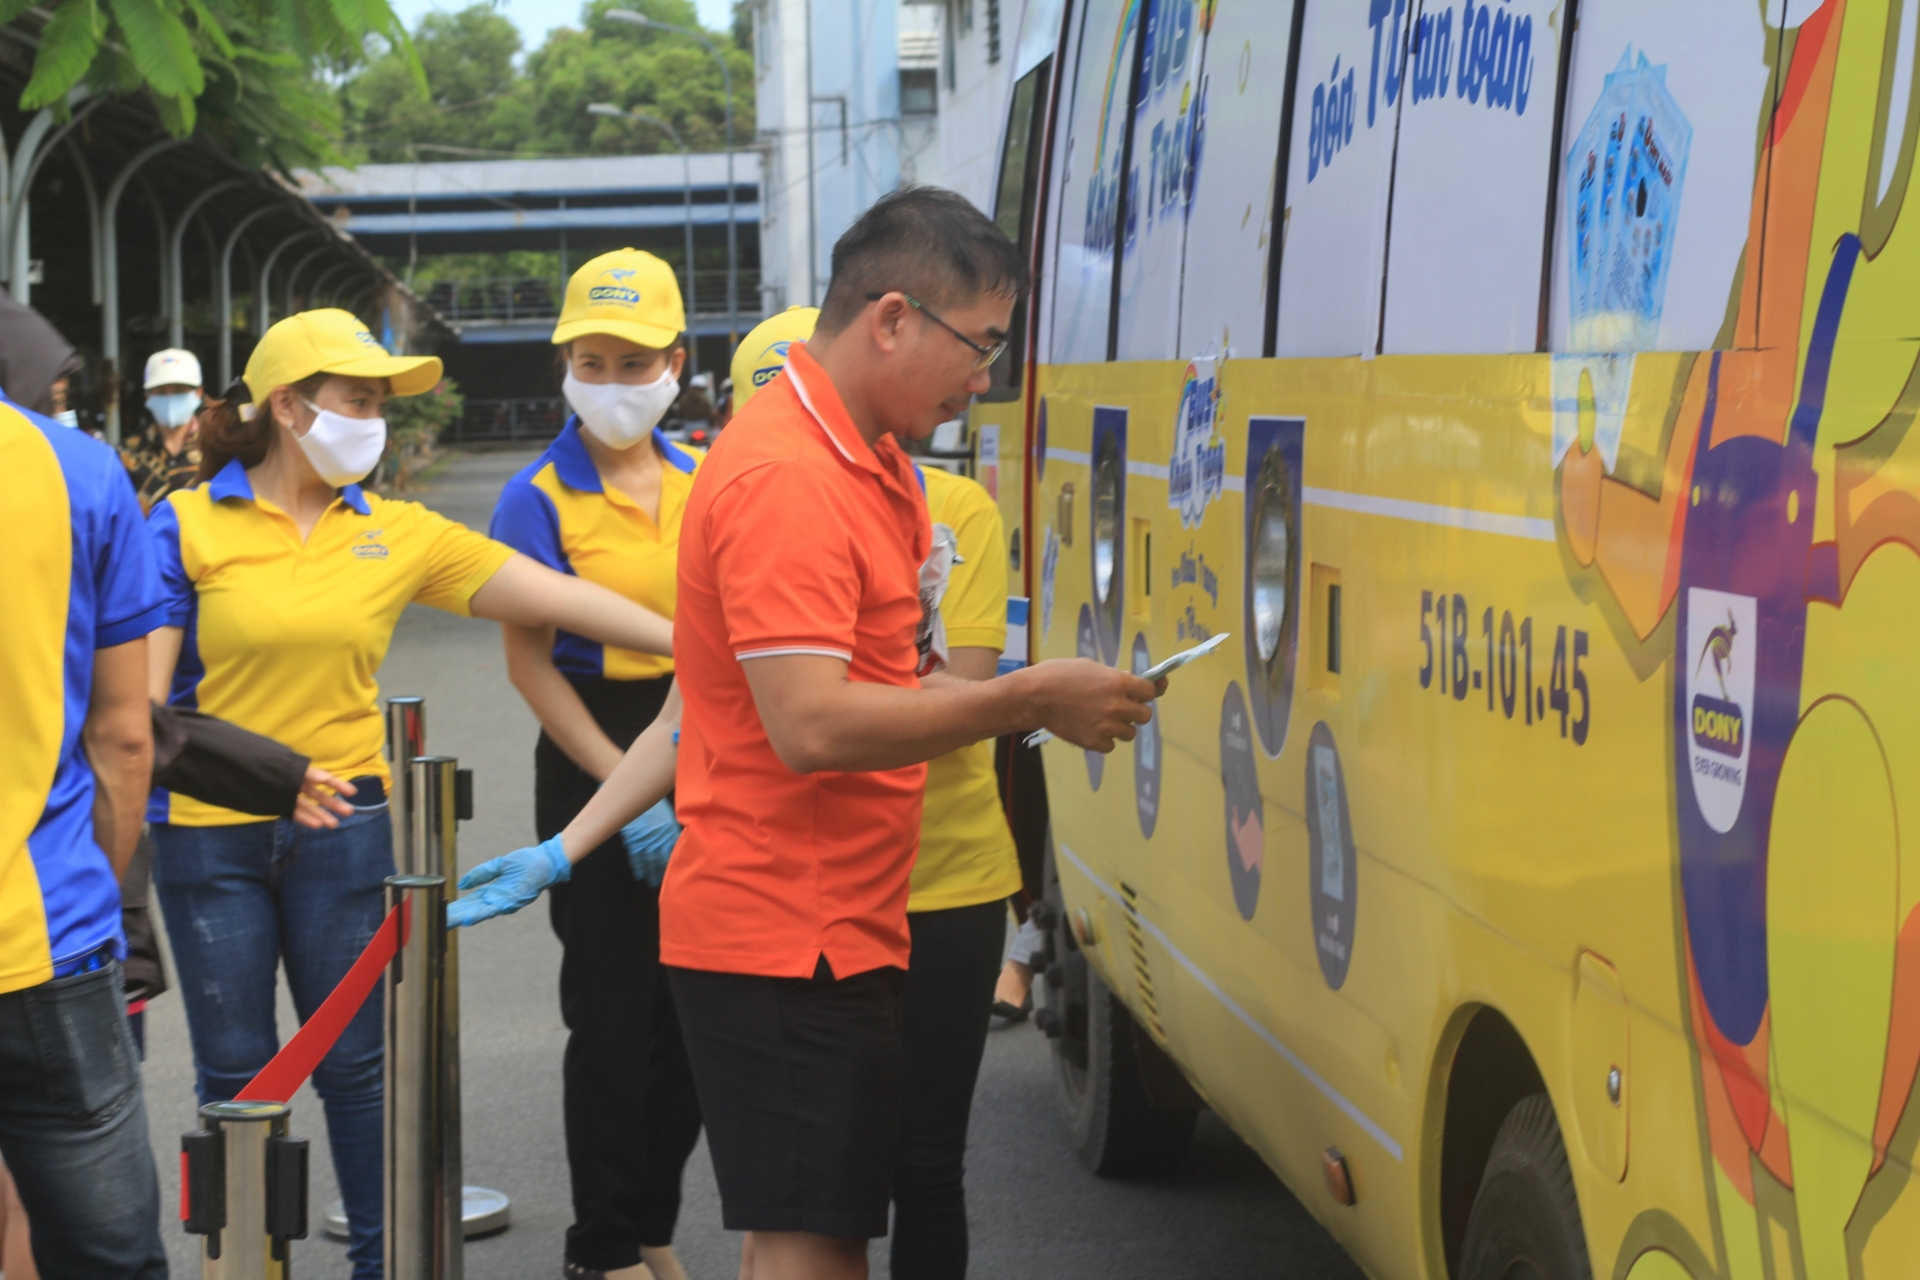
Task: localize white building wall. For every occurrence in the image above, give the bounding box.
[750,0,815,314]
[747,0,1066,309]
[748,0,919,312]
[933,0,1005,212]
[898,3,944,187]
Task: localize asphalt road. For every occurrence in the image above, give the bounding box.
[142,448,1363,1280]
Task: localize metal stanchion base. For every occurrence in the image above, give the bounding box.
[322,1186,511,1241]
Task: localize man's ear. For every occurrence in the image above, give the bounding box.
[869,291,909,355]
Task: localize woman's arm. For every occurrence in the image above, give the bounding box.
[556,680,682,862]
[501,622,626,781]
[147,625,184,703]
[469,554,673,656]
[445,682,683,929]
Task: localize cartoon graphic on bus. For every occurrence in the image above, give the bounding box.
[964,1,1920,1277]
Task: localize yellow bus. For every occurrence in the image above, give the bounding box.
[968,1,1920,1277]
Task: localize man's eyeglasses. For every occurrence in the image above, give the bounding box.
[865,292,1009,370]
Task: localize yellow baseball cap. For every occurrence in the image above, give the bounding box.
[731,306,820,408]
[244,309,443,403]
[553,248,685,349]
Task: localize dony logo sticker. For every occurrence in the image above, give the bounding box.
[588,267,643,307]
[1168,354,1226,529]
[352,528,390,560]
[752,340,794,388]
[1685,587,1755,834]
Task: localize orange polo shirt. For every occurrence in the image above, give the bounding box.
[661,343,931,979]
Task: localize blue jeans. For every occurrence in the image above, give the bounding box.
[0,962,167,1278]
[153,808,392,1279]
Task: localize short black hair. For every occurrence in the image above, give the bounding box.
[816,186,1029,334]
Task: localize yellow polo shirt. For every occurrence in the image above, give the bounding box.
[908,466,1022,913]
[488,420,700,681]
[148,459,515,826]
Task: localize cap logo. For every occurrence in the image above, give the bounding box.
[588,285,641,307]
[354,328,379,346]
[751,340,793,387]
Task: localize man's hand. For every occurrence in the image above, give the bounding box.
[292,767,358,830]
[1019,659,1162,753]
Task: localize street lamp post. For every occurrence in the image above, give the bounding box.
[606,10,738,349]
[587,102,699,374]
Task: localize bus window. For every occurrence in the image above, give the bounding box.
[1113,0,1205,362]
[1379,0,1566,355]
[1547,0,1773,353]
[980,58,1052,404]
[1273,0,1407,358]
[1176,0,1299,361]
[1046,0,1138,365]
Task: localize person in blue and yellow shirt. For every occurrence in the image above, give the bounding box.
[0,387,169,1278]
[145,308,674,1280]
[488,247,702,1280]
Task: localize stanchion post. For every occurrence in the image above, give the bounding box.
[385,873,455,1280]
[183,1100,307,1279]
[387,697,426,873]
[414,757,469,1263]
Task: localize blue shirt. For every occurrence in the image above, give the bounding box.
[0,393,166,992]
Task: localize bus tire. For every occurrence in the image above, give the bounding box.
[1458,1093,1593,1280]
[1038,840,1197,1177]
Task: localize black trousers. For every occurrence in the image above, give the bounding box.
[891,898,1010,1279]
[535,675,702,1268]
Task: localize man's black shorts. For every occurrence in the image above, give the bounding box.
[668,959,905,1238]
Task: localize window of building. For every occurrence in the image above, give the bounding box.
[901,69,939,115]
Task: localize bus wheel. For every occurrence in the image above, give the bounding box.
[1035,840,1196,1176]
[1458,1093,1593,1280]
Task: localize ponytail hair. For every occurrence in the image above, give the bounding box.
[195,372,330,483]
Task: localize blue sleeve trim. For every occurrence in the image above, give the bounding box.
[489,464,568,572]
[95,599,169,649]
[146,500,197,627]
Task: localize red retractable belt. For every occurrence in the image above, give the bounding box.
[234,898,411,1103]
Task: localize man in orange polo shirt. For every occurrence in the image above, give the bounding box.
[663,188,1157,1279]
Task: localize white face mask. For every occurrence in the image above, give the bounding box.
[53,409,78,429]
[564,368,680,450]
[294,400,387,487]
[147,391,200,429]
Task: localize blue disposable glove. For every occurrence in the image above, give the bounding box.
[447,835,571,929]
[620,800,681,887]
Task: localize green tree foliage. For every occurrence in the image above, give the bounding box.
[5,0,420,173]
[338,0,751,164]
[338,4,522,161]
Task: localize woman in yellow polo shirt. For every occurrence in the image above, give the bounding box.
[145,308,673,1280]
[487,248,701,1280]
